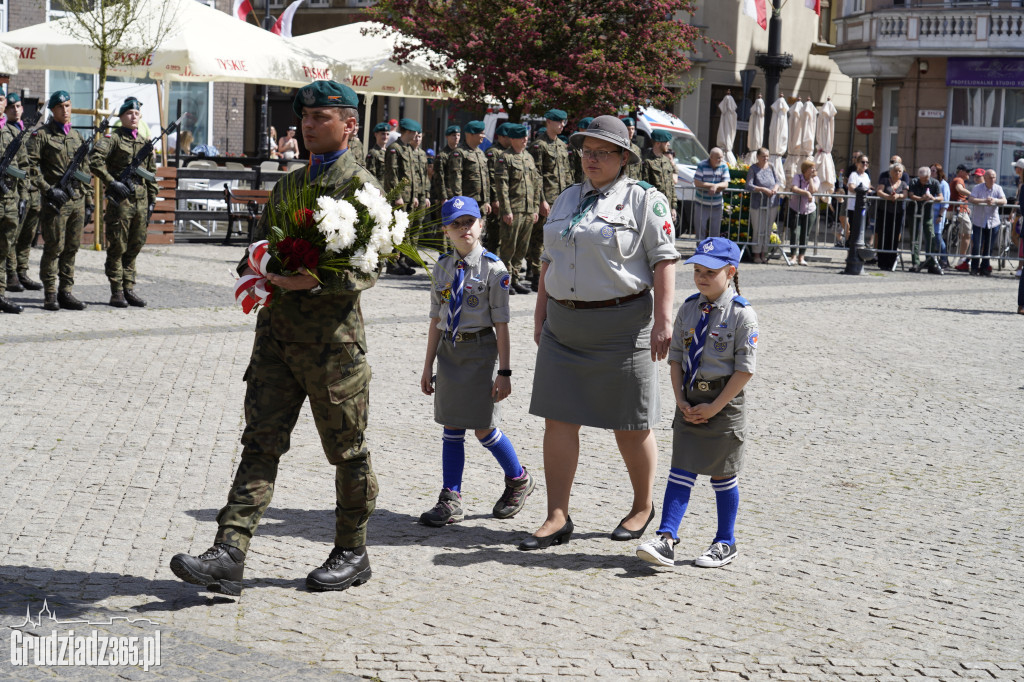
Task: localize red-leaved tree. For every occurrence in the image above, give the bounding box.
[367,0,726,121]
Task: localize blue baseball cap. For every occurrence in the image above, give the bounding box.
[441,196,480,225]
[685,238,741,269]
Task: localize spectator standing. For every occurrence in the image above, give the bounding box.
[277,126,299,159]
[930,163,950,268]
[967,169,1006,276]
[875,162,909,271]
[744,147,780,264]
[950,165,973,270]
[692,147,730,242]
[842,154,873,275]
[787,159,819,266]
[907,167,943,275]
[1011,158,1023,280]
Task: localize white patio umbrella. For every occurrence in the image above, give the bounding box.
[768,96,789,186]
[784,99,805,184]
[744,96,765,165]
[0,42,19,74]
[788,99,818,184]
[814,99,838,192]
[716,92,738,166]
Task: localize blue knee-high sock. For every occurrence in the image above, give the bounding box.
[656,468,696,540]
[442,428,466,492]
[711,476,739,545]
[478,428,523,479]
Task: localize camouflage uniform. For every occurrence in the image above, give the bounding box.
[495,147,540,285]
[4,120,38,285]
[625,141,643,180]
[89,127,158,294]
[447,142,489,208]
[0,121,30,296]
[383,138,422,208]
[349,135,365,167]
[431,144,456,206]
[215,149,380,554]
[569,145,584,184]
[365,144,386,182]
[484,142,509,253]
[32,119,91,295]
[642,149,676,209]
[528,133,572,280]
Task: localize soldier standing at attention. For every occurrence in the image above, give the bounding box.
[623,117,643,180]
[448,121,491,224]
[33,90,92,311]
[432,125,460,208]
[496,123,539,295]
[89,97,157,308]
[643,130,678,224]
[527,108,572,291]
[349,121,364,166]
[484,122,511,254]
[385,118,427,271]
[0,95,30,313]
[2,94,39,308]
[569,117,593,184]
[170,81,381,596]
[365,122,390,181]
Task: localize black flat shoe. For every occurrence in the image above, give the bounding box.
[518,517,573,551]
[610,504,655,541]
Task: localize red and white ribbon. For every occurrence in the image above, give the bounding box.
[234,240,274,314]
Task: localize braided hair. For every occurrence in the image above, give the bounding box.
[732,269,742,296]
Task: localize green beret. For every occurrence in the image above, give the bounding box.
[372,122,390,133]
[505,124,528,139]
[577,117,594,130]
[292,80,359,117]
[445,124,460,136]
[118,97,142,116]
[464,120,485,134]
[48,90,71,109]
[5,93,19,105]
[496,122,512,137]
[544,109,567,122]
[651,129,672,143]
[622,116,635,127]
[399,118,422,133]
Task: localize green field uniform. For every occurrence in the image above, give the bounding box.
[89,127,158,294]
[431,144,456,205]
[484,142,508,253]
[625,141,643,180]
[642,149,676,209]
[495,148,540,285]
[383,138,422,207]
[349,135,365,166]
[527,134,572,279]
[0,122,30,296]
[32,119,91,295]
[365,144,386,182]
[5,120,41,283]
[447,142,489,207]
[215,150,381,553]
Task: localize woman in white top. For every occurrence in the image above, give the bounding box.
[842,154,873,275]
[277,126,300,160]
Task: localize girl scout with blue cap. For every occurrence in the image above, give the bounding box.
[636,236,758,569]
[418,195,535,528]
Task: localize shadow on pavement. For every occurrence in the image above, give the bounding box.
[924,307,1020,316]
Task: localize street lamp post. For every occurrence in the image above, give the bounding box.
[258,0,273,158]
[754,0,793,144]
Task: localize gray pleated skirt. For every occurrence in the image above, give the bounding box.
[529,294,659,430]
[434,332,501,429]
[672,386,746,476]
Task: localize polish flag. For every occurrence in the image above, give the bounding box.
[805,0,821,14]
[742,0,768,30]
[271,0,304,38]
[231,0,253,22]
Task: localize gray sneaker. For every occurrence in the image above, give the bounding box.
[694,541,738,568]
[492,467,535,519]
[636,535,678,567]
[419,489,464,527]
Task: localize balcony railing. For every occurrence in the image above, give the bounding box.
[840,5,1024,50]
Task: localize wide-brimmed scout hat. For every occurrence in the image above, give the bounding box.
[569,115,640,165]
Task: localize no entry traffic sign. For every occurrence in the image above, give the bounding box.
[856,110,875,135]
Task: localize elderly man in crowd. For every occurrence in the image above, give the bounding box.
[967,168,1007,276]
[692,147,730,242]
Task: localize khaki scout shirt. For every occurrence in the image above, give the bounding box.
[429,245,511,334]
[642,149,675,207]
[448,143,489,205]
[89,127,158,203]
[384,138,420,204]
[32,120,91,199]
[669,287,758,379]
[541,176,679,301]
[529,134,572,205]
[495,148,539,216]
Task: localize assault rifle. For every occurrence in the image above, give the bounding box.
[105,113,187,204]
[0,114,42,196]
[44,118,111,212]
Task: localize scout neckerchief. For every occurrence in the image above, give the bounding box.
[685,300,714,391]
[309,149,345,182]
[561,175,621,240]
[446,258,467,346]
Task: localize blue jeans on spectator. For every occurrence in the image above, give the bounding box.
[933,216,947,264]
[970,225,993,273]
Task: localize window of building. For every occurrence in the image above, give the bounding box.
[844,0,865,15]
[817,1,836,45]
[0,0,8,34]
[948,87,1024,187]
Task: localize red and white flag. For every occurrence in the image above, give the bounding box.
[231,0,253,22]
[271,0,304,38]
[805,0,821,14]
[742,0,768,30]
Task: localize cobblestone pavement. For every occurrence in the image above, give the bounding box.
[0,243,1022,680]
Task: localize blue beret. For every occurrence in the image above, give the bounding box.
[577,117,594,130]
[505,124,528,139]
[118,97,142,116]
[544,109,567,122]
[622,116,635,126]
[651,129,672,143]
[48,90,71,109]
[445,124,460,136]
[399,118,422,132]
[464,120,485,134]
[5,93,19,105]
[373,122,390,133]
[292,80,359,117]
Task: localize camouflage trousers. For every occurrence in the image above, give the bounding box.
[499,213,533,284]
[40,197,86,294]
[104,195,148,293]
[215,331,378,554]
[526,213,547,277]
[0,202,19,296]
[483,211,502,254]
[6,194,40,279]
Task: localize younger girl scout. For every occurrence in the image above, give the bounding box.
[419,196,535,527]
[636,237,758,568]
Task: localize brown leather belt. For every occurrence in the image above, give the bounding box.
[688,377,729,393]
[444,328,494,342]
[550,289,650,310]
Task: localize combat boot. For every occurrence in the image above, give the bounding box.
[18,273,43,291]
[109,291,128,308]
[43,292,59,311]
[306,546,371,592]
[0,296,23,314]
[169,544,245,596]
[6,274,24,293]
[123,289,147,307]
[57,290,86,310]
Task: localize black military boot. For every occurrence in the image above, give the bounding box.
[109,291,128,308]
[170,544,245,596]
[43,292,59,311]
[57,290,86,310]
[306,546,371,592]
[18,273,43,291]
[123,289,147,307]
[0,296,23,314]
[6,274,24,293]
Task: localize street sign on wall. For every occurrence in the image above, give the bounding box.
[855,110,875,135]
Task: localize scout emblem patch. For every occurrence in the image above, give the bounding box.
[748,331,758,348]
[453,198,464,209]
[663,221,673,237]
[441,287,452,302]
[702,240,715,253]
[653,201,668,217]
[466,294,480,308]
[600,225,614,239]
[499,274,511,290]
[713,337,728,352]
[616,203,624,210]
